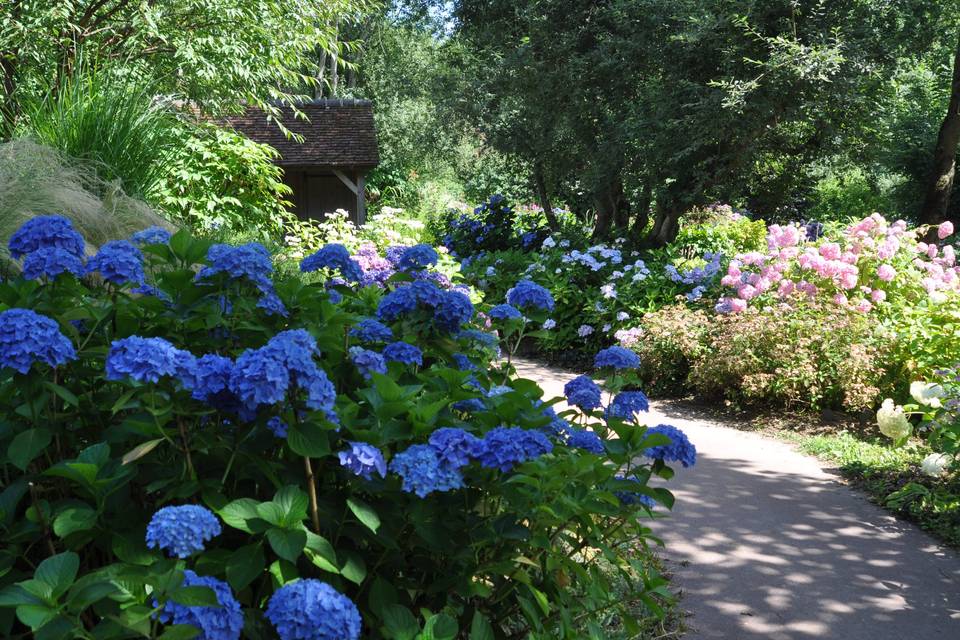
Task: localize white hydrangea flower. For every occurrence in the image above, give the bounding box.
[559,240,570,248]
[486,266,496,276]
[616,311,630,321]
[920,452,953,477]
[577,324,594,337]
[602,323,611,332]
[543,319,556,330]
[910,381,945,408]
[542,237,557,249]
[877,398,911,441]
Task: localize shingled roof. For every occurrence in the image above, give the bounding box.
[222,99,379,168]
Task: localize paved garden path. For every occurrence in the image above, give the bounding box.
[512,357,960,640]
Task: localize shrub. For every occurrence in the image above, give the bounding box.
[0,215,684,639]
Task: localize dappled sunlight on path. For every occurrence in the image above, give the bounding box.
[512,357,960,639]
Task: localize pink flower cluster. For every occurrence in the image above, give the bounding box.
[716,214,959,314]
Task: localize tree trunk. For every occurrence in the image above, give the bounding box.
[0,0,20,139]
[645,188,684,247]
[533,162,559,230]
[920,30,960,225]
[592,176,628,241]
[630,178,652,241]
[315,50,328,98]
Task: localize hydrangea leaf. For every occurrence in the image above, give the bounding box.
[53,506,97,538]
[346,498,380,534]
[34,551,79,600]
[469,612,495,640]
[169,585,219,607]
[225,544,265,592]
[8,428,52,471]
[286,421,330,458]
[380,603,419,640]
[266,527,306,563]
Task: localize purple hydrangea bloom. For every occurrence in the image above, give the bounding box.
[349,346,387,380]
[0,309,76,374]
[146,505,221,558]
[411,269,451,288]
[21,247,85,280]
[564,375,603,411]
[106,336,194,384]
[428,427,484,469]
[338,441,387,480]
[85,240,145,285]
[434,290,474,332]
[349,319,394,343]
[506,279,554,311]
[376,286,418,321]
[354,243,395,286]
[8,215,85,259]
[383,341,423,366]
[131,226,172,246]
[488,304,521,320]
[478,427,553,472]
[594,346,640,370]
[397,244,438,271]
[389,444,464,497]
[265,579,361,640]
[606,391,650,420]
[300,244,363,282]
[156,570,243,640]
[385,245,409,266]
[644,424,697,467]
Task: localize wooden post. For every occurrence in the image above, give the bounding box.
[357,171,366,225]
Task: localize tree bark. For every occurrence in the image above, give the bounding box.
[533,162,559,230]
[630,178,652,241]
[591,176,629,241]
[645,186,685,247]
[920,30,960,225]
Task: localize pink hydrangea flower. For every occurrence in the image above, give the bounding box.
[939,221,954,240]
[855,300,872,313]
[871,289,886,303]
[833,293,848,306]
[877,264,896,282]
[819,242,841,260]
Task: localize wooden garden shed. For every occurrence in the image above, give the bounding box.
[223,99,379,225]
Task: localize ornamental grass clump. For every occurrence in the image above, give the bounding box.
[0,216,689,639]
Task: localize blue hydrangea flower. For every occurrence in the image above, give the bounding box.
[21,247,85,280]
[409,281,444,307]
[452,398,485,413]
[385,245,408,266]
[478,427,553,472]
[185,354,234,402]
[156,570,243,640]
[606,391,650,420]
[349,346,387,380]
[594,346,640,370]
[564,375,602,411]
[349,319,394,343]
[106,336,194,384]
[566,427,605,454]
[146,505,221,558]
[85,240,145,285]
[256,288,288,317]
[411,268,451,287]
[390,444,464,497]
[377,286,419,321]
[229,347,289,408]
[338,441,387,480]
[434,290,474,332]
[265,579,361,640]
[644,424,697,468]
[383,341,423,366]
[488,304,521,320]
[452,353,476,371]
[0,309,76,374]
[506,280,554,311]
[397,243,438,271]
[614,475,656,508]
[300,244,363,282]
[428,428,484,469]
[8,215,85,259]
[198,243,273,288]
[266,417,288,438]
[131,226,172,246]
[458,329,498,351]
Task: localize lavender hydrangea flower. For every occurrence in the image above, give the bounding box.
[85,240,145,285]
[397,244,438,271]
[338,441,387,480]
[478,427,553,472]
[156,570,243,640]
[594,346,640,370]
[488,304,522,320]
[349,346,387,380]
[349,319,394,344]
[644,424,697,467]
[0,309,76,374]
[146,505,221,558]
[300,243,363,282]
[428,427,484,469]
[265,579,361,640]
[131,226,172,246]
[8,215,85,259]
[383,341,423,366]
[390,444,464,497]
[21,247,85,280]
[506,279,554,311]
[564,375,602,411]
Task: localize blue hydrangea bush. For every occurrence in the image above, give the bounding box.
[0,215,690,639]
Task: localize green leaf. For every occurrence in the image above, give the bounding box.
[339,551,366,585]
[0,584,43,608]
[121,438,164,465]
[286,421,330,457]
[304,531,339,573]
[469,612,495,640]
[169,586,220,607]
[266,528,306,563]
[53,507,97,538]
[67,581,118,610]
[218,498,261,533]
[381,604,419,640]
[15,604,57,630]
[42,382,79,407]
[273,486,308,524]
[347,498,380,534]
[34,552,78,600]
[368,578,398,619]
[255,502,286,527]
[8,428,52,471]
[421,613,457,640]
[225,545,264,592]
[159,625,201,639]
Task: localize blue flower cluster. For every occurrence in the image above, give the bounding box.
[157,570,243,640]
[21,247,84,280]
[565,427,605,454]
[106,336,192,383]
[376,281,474,332]
[0,309,77,374]
[644,424,697,468]
[434,290,474,332]
[86,240,145,285]
[338,441,387,480]
[265,579,362,640]
[564,375,602,411]
[389,444,465,497]
[266,416,288,438]
[594,346,640,370]
[8,215,85,259]
[349,319,393,343]
[397,243,438,271]
[131,226,172,245]
[606,391,650,420]
[145,505,221,558]
[376,286,419,321]
[477,427,553,472]
[452,353,477,371]
[198,243,286,315]
[506,279,555,312]
[383,341,423,366]
[613,475,656,509]
[488,303,521,320]
[300,243,363,282]
[428,427,485,468]
[349,346,387,380]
